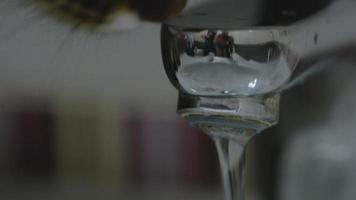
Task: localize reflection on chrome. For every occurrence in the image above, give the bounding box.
[162,26,299,96]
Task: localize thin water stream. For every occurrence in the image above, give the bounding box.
[214,137,247,200]
[198,125,257,200]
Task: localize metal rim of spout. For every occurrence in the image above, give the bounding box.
[177,93,280,133]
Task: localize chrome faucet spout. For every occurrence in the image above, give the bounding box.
[162,0,356,98]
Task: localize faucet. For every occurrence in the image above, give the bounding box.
[160,0,356,134]
[160,1,356,199]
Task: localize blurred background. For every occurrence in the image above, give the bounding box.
[0,4,223,200]
[1,2,356,200]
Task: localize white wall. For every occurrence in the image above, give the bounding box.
[0,3,178,117]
